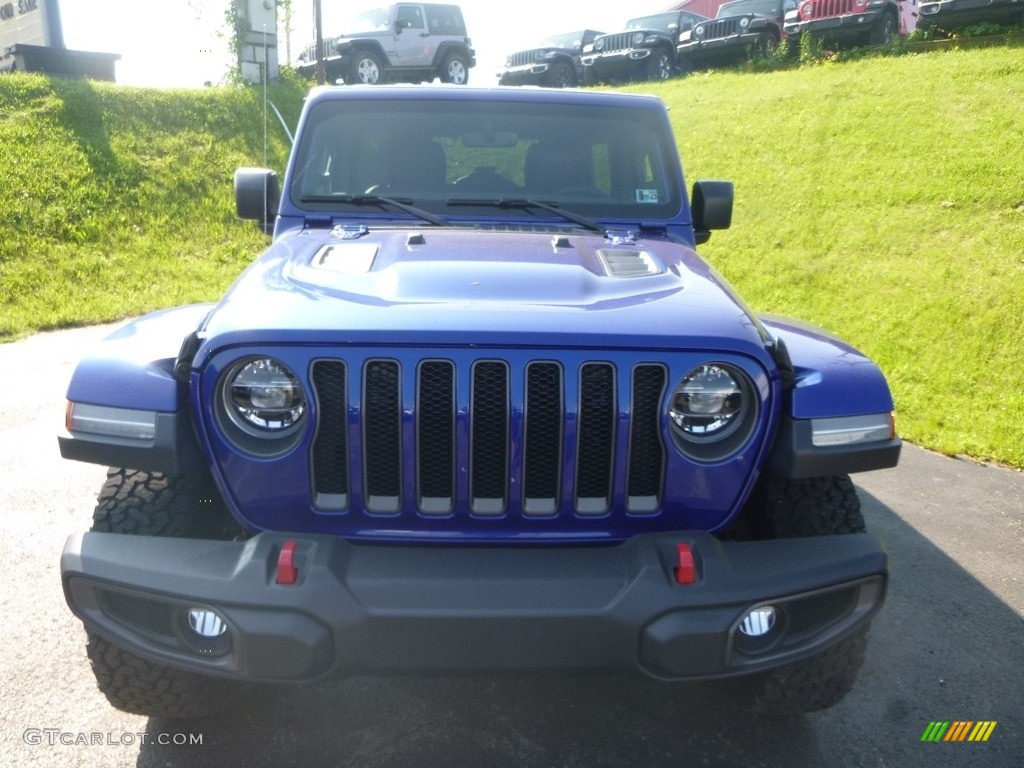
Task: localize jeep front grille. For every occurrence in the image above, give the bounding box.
[701,19,740,40]
[598,33,635,53]
[805,0,854,20]
[508,49,543,67]
[311,357,667,518]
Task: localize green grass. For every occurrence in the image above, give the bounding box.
[0,75,305,337]
[1,50,1022,468]
[629,46,1024,468]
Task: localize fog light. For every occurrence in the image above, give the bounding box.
[735,605,783,656]
[739,606,777,637]
[187,608,227,638]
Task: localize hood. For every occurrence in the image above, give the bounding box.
[199,228,769,358]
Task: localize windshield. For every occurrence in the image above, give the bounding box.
[289,98,683,223]
[717,0,785,17]
[625,13,679,33]
[536,31,587,49]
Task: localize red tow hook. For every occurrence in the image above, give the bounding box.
[276,540,298,585]
[674,543,696,585]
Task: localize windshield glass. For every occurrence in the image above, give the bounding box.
[290,98,683,222]
[717,0,784,17]
[537,31,586,48]
[625,13,679,33]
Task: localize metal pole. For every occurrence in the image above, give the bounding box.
[314,0,326,85]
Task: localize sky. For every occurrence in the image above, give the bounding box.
[56,0,675,89]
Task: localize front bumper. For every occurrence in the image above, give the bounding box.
[62,530,886,683]
[498,65,550,86]
[678,33,763,59]
[580,50,651,81]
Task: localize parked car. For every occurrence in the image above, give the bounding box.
[295,2,475,84]
[918,0,1024,32]
[580,10,706,84]
[498,30,604,87]
[678,0,796,68]
[60,84,900,720]
[784,0,919,47]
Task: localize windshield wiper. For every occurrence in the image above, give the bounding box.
[299,194,450,227]
[446,198,605,234]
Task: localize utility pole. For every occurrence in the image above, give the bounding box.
[314,0,325,85]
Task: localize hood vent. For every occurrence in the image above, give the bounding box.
[598,249,663,278]
[312,243,379,274]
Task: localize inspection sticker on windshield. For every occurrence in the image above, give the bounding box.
[636,189,659,203]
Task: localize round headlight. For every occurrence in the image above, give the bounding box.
[695,25,705,37]
[632,31,645,46]
[535,50,545,62]
[739,17,750,28]
[670,364,754,454]
[595,38,605,51]
[226,358,306,434]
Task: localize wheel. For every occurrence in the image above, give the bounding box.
[870,11,898,45]
[83,468,242,717]
[737,475,872,713]
[440,52,469,84]
[545,61,576,88]
[348,49,384,84]
[645,48,674,82]
[752,31,780,59]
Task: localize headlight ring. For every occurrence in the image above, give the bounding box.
[218,357,307,454]
[669,363,758,461]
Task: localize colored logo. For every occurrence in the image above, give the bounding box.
[921,721,997,742]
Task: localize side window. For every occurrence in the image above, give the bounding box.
[396,5,425,31]
[428,7,465,35]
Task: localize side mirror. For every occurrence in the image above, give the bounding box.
[691,180,733,245]
[235,168,279,236]
[395,18,410,32]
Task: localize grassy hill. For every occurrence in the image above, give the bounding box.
[1,50,1022,468]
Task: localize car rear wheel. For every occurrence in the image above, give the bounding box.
[440,52,469,84]
[83,468,242,717]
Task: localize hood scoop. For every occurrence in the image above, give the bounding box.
[598,249,663,278]
[312,243,379,274]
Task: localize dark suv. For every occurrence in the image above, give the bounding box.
[678,0,795,68]
[498,30,604,88]
[580,11,706,84]
[295,3,475,84]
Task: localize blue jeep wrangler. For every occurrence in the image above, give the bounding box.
[59,85,900,718]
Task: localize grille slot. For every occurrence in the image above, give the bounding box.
[417,361,456,514]
[311,360,349,510]
[309,356,669,520]
[363,360,402,513]
[471,361,510,515]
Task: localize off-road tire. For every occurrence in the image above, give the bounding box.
[870,11,898,45]
[546,61,576,88]
[439,52,469,84]
[739,475,871,714]
[752,624,870,714]
[645,48,674,82]
[84,468,241,718]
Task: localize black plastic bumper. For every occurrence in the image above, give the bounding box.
[62,530,886,683]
